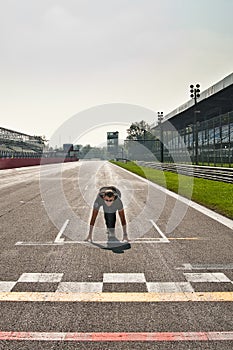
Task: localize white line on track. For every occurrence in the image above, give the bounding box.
[149,219,170,242]
[176,263,233,270]
[103,273,146,283]
[54,219,69,243]
[18,273,64,283]
[57,282,103,293]
[15,240,170,246]
[184,272,231,283]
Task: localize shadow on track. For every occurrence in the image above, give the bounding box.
[91,235,131,254]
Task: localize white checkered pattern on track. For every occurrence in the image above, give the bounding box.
[1,272,233,293]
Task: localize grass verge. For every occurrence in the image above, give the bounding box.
[111,161,233,220]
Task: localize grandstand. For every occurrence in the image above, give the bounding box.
[0,127,79,170]
[151,72,233,167]
[0,127,44,158]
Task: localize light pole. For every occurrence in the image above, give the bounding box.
[190,84,200,105]
[190,84,200,165]
[158,111,164,163]
[143,129,146,145]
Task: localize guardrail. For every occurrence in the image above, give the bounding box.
[136,161,233,183]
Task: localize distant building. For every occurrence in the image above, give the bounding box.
[151,72,233,166]
[107,131,119,156]
[63,143,74,153]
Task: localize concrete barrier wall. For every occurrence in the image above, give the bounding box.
[0,158,78,170]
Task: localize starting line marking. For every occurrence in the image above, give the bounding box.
[54,220,69,243]
[0,292,232,302]
[149,219,170,243]
[15,219,171,246]
[15,237,208,246]
[0,331,232,342]
[15,219,170,246]
[15,240,169,246]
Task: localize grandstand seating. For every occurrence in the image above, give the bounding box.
[0,126,44,158]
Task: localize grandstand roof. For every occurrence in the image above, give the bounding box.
[152,72,233,130]
[0,126,33,138]
[0,126,45,142]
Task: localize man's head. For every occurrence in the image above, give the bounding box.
[103,190,116,206]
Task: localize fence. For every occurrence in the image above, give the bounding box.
[137,161,233,183]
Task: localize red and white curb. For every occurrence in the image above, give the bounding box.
[0,331,232,342]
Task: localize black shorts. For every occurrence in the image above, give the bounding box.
[104,212,116,228]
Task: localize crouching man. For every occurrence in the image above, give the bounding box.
[85,186,129,242]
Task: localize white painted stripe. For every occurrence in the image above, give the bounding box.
[54,219,69,242]
[0,277,233,292]
[15,240,170,246]
[18,273,63,283]
[112,163,233,230]
[56,282,103,293]
[134,238,169,243]
[0,281,17,292]
[149,220,169,242]
[175,264,193,270]
[103,273,146,283]
[146,282,194,293]
[15,241,64,246]
[184,272,231,283]
[177,263,233,270]
[135,237,161,240]
[190,263,233,270]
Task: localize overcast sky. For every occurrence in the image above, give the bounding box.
[1,0,233,146]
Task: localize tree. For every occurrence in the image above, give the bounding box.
[125,120,157,160]
[126,120,150,141]
[79,144,91,158]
